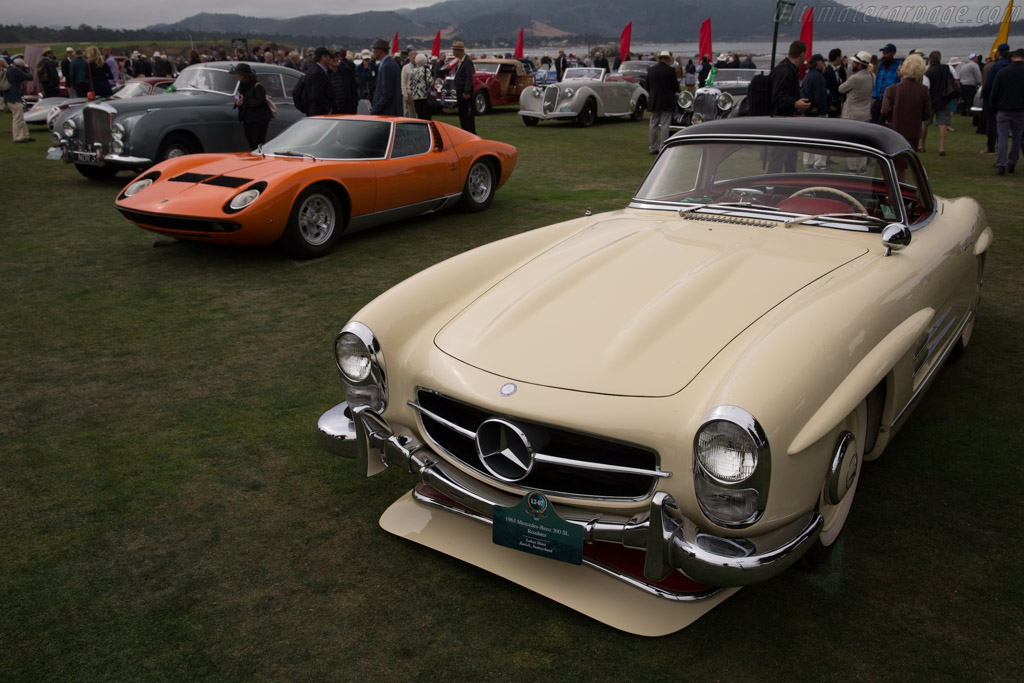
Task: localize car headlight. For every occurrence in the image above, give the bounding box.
[691,112,704,125]
[62,119,76,138]
[112,139,125,154]
[229,188,261,210]
[122,178,153,196]
[334,322,386,412]
[693,406,770,527]
[531,86,542,97]
[717,92,734,112]
[563,87,574,98]
[111,122,126,141]
[51,132,62,146]
[677,91,694,109]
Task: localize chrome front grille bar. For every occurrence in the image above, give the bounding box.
[409,400,671,480]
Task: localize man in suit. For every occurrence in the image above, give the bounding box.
[370,38,402,116]
[306,47,335,116]
[451,41,476,133]
[554,49,569,82]
[647,51,679,154]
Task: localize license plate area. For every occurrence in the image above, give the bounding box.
[492,492,584,565]
[70,150,101,165]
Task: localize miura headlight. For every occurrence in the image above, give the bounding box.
[123,178,153,196]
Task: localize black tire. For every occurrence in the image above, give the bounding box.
[473,90,490,116]
[459,159,496,212]
[522,115,539,127]
[74,163,119,180]
[282,185,344,259]
[576,98,597,127]
[630,96,647,121]
[157,133,199,162]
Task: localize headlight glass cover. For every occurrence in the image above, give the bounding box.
[229,188,261,210]
[123,178,153,196]
[717,92,735,111]
[336,332,372,382]
[677,91,694,109]
[111,122,126,141]
[62,119,76,137]
[334,323,386,412]
[695,419,758,482]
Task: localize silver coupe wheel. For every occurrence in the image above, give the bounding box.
[283,185,344,258]
[296,192,337,247]
[459,159,495,211]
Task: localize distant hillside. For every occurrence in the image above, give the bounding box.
[142,0,1018,45]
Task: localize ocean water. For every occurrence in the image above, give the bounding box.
[513,36,1004,65]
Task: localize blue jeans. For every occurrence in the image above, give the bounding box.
[996,110,1024,169]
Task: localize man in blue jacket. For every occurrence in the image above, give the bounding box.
[3,58,35,142]
[871,43,901,124]
[370,38,402,117]
[991,48,1024,174]
[981,43,1012,155]
[802,54,830,169]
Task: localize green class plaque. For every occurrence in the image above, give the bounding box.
[492,492,584,565]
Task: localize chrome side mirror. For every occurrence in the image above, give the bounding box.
[882,223,911,256]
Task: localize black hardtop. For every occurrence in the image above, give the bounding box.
[674,117,914,157]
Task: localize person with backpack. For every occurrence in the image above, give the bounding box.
[37,48,60,97]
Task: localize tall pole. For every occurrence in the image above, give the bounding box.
[772,0,796,69]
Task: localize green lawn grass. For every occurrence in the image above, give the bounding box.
[1,109,1021,680]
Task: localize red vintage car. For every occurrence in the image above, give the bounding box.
[437,58,537,115]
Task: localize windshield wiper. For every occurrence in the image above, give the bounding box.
[707,202,785,212]
[273,150,315,160]
[784,212,889,228]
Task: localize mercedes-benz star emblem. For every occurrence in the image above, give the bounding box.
[475,418,534,482]
[499,382,517,397]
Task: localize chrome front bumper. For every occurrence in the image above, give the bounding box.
[318,401,823,588]
[55,140,151,167]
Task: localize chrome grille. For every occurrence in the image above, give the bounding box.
[84,107,112,152]
[413,389,665,500]
[543,87,559,114]
[693,92,718,122]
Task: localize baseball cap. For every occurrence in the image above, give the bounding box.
[880,43,896,53]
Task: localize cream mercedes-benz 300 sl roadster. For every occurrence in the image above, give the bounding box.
[317,118,992,636]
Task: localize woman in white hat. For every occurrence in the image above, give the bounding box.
[839,50,875,172]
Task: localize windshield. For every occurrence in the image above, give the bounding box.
[635,140,905,230]
[563,68,604,81]
[474,63,500,74]
[618,62,651,74]
[261,118,392,159]
[172,67,237,95]
[114,81,154,99]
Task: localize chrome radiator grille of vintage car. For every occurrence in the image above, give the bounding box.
[693,92,718,122]
[84,107,113,152]
[543,87,559,114]
[412,389,665,500]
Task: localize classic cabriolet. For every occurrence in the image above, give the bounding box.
[317,118,991,635]
[115,116,516,258]
[673,67,765,128]
[49,62,305,179]
[518,67,647,127]
[436,58,537,115]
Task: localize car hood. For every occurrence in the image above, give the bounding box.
[434,214,868,397]
[91,90,232,114]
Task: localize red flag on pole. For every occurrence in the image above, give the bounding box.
[431,30,441,59]
[698,19,712,62]
[392,33,399,56]
[798,7,814,78]
[620,22,632,62]
[515,27,524,59]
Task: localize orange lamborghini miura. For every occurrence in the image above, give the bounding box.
[115,116,517,258]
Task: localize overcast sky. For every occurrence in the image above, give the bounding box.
[6,1,1013,31]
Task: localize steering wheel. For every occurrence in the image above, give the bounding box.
[788,186,867,215]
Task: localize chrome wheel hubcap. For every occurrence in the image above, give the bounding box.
[468,164,492,203]
[298,193,336,246]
